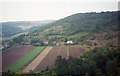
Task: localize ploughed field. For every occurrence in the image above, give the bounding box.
[2,45,86,72]
[69,46,86,58]
[23,46,86,72]
[33,46,68,72]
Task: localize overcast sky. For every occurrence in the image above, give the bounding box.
[0,0,119,22]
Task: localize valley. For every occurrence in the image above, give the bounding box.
[1,11,120,75]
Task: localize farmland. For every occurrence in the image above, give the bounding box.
[3,46,45,72]
[2,45,35,70]
[33,46,68,72]
[26,46,85,72]
[2,45,86,72]
[69,46,86,58]
[23,47,52,72]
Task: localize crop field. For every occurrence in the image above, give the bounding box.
[2,45,35,70]
[33,46,68,72]
[3,46,45,72]
[23,47,52,72]
[69,46,86,58]
[3,45,86,72]
[23,46,85,72]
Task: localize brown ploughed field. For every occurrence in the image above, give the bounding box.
[69,46,86,58]
[33,46,67,72]
[2,45,35,70]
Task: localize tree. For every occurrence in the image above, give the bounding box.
[106,60,118,74]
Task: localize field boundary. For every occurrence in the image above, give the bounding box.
[21,47,46,70]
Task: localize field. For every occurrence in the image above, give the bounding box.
[67,32,87,39]
[33,46,68,72]
[3,46,45,72]
[23,47,52,72]
[22,46,85,72]
[3,45,86,72]
[2,45,35,70]
[69,46,86,58]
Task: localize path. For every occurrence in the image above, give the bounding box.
[22,46,53,72]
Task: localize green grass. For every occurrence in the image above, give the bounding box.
[4,46,45,72]
[67,32,87,39]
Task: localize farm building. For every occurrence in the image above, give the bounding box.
[67,40,73,44]
[44,40,49,44]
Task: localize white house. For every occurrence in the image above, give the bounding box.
[44,40,49,44]
[67,40,73,44]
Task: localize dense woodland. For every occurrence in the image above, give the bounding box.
[41,11,118,36]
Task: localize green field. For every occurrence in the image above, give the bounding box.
[4,46,45,72]
[67,32,87,39]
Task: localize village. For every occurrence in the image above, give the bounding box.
[1,36,74,51]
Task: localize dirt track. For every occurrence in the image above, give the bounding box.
[22,47,52,72]
[2,45,35,70]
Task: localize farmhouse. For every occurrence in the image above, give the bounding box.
[44,40,49,44]
[67,40,73,44]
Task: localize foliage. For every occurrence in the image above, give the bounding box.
[42,11,118,36]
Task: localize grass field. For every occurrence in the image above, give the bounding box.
[67,32,87,39]
[4,46,45,72]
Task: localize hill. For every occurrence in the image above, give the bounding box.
[27,11,118,47]
[2,11,119,50]
[1,20,55,37]
[41,11,118,36]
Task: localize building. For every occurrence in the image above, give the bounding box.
[44,40,49,44]
[67,40,73,44]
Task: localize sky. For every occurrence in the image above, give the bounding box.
[0,0,119,22]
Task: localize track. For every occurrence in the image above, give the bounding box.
[22,47,52,72]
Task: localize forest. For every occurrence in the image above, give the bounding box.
[41,11,119,36]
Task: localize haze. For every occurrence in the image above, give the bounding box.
[1,0,119,22]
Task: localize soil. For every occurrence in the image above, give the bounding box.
[69,46,86,58]
[33,46,67,72]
